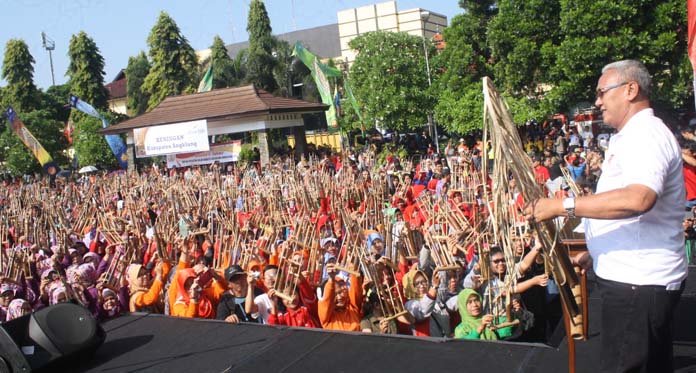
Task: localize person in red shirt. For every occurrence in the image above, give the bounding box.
[682,146,696,209]
[532,155,550,184]
[266,287,319,328]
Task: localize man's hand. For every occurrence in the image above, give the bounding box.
[535,274,549,287]
[431,271,441,288]
[325,263,337,278]
[572,252,593,273]
[154,261,164,281]
[225,314,240,324]
[379,318,390,333]
[523,198,562,222]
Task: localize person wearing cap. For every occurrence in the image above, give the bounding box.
[318,263,363,331]
[216,265,260,323]
[524,60,687,372]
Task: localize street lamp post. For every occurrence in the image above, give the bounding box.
[420,11,439,154]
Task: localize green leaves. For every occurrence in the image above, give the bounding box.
[126,51,151,116]
[245,0,277,92]
[142,11,198,110]
[67,31,109,111]
[1,39,39,113]
[71,112,120,169]
[348,31,434,132]
[0,110,68,175]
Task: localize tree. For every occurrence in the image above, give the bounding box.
[126,51,151,116]
[0,110,68,175]
[271,39,293,97]
[66,31,109,111]
[72,111,126,169]
[432,1,497,134]
[208,35,239,89]
[546,0,690,114]
[1,39,40,112]
[40,83,71,122]
[348,31,434,132]
[232,48,249,84]
[245,0,277,92]
[142,11,198,110]
[487,0,561,95]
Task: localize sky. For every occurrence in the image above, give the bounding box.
[0,0,463,90]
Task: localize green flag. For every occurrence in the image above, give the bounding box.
[198,63,213,92]
[293,42,340,130]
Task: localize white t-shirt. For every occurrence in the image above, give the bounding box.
[253,293,273,323]
[583,109,687,286]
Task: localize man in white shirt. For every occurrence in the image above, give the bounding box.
[524,60,686,372]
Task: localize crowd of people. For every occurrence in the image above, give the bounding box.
[0,69,694,354]
[0,142,567,343]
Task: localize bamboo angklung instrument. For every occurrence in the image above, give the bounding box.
[482,76,584,340]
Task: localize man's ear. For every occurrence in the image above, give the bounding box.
[625,81,642,101]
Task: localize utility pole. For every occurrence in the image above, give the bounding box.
[41,32,56,87]
[420,11,439,154]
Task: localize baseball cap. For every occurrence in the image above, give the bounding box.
[224,265,246,281]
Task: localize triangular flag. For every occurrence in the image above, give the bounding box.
[198,63,213,92]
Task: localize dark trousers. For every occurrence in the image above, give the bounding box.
[598,277,684,373]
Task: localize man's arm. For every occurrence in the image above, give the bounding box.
[682,149,696,167]
[525,184,657,221]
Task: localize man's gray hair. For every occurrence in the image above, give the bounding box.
[602,60,651,97]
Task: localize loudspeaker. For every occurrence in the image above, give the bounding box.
[0,302,105,372]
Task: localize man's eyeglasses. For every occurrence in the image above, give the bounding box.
[492,259,506,264]
[596,82,629,98]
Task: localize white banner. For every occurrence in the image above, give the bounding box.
[166,140,242,168]
[134,120,209,157]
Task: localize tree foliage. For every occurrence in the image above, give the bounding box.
[545,0,689,113]
[1,39,40,112]
[434,0,690,134]
[348,31,434,132]
[432,1,496,134]
[487,0,560,95]
[0,110,68,175]
[208,35,240,89]
[142,11,198,110]
[125,51,151,116]
[40,83,71,123]
[72,111,126,169]
[245,0,277,92]
[66,31,109,111]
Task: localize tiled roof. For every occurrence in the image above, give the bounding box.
[105,77,127,100]
[98,85,327,135]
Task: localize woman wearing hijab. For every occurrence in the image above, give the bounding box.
[401,269,440,336]
[5,298,31,322]
[97,287,128,322]
[128,261,171,313]
[454,289,498,340]
[172,265,226,319]
[318,263,363,331]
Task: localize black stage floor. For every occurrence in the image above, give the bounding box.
[70,267,696,373]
